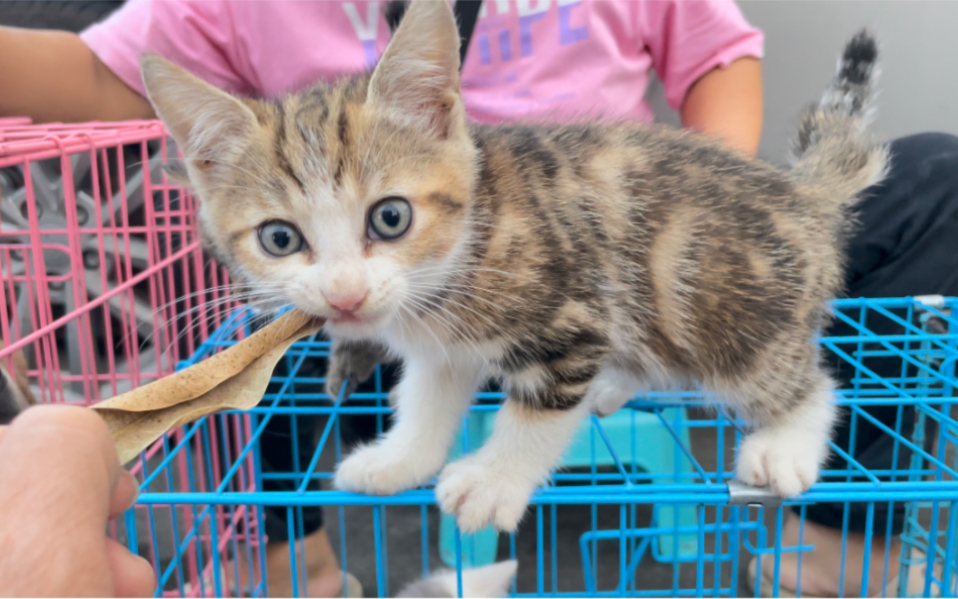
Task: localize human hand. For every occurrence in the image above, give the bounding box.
[0,405,155,597]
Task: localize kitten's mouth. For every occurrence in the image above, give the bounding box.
[332,312,363,324]
[329,308,385,327]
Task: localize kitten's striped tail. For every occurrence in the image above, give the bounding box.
[789,30,889,206]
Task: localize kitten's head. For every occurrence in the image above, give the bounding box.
[142,0,478,339]
[395,560,518,598]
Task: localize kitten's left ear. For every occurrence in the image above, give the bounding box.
[141,55,258,164]
[367,0,464,139]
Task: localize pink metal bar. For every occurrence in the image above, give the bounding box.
[1,118,262,596]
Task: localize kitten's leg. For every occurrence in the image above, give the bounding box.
[734,371,837,498]
[325,339,392,399]
[436,341,602,532]
[436,399,591,532]
[334,355,481,495]
[586,365,646,417]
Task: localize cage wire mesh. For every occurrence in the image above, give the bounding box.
[1,120,956,598]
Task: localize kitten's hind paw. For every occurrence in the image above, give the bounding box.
[436,456,534,533]
[586,367,644,417]
[736,428,823,498]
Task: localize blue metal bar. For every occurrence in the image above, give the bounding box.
[381,506,390,598]
[217,416,243,596]
[551,503,558,594]
[536,505,544,596]
[619,504,627,598]
[828,310,957,386]
[580,530,596,594]
[860,502,875,596]
[510,532,518,595]
[182,431,207,597]
[214,344,313,494]
[825,439,882,485]
[712,505,723,598]
[455,527,464,599]
[655,409,713,485]
[851,405,958,478]
[696,504,706,597]
[134,482,958,507]
[373,506,385,598]
[139,418,207,491]
[287,507,299,598]
[772,508,783,598]
[589,414,635,486]
[297,380,349,493]
[838,500,850,598]
[754,506,764,599]
[160,436,186,596]
[795,505,806,598]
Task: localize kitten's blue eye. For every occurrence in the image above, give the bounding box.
[258,221,304,257]
[369,197,412,240]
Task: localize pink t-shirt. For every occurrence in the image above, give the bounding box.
[81,0,763,125]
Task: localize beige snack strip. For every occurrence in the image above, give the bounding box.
[92,310,324,465]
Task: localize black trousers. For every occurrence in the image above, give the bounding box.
[800,132,958,533]
[259,132,958,542]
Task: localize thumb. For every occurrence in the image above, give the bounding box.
[105,538,156,597]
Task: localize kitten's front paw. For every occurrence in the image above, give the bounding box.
[435,456,534,533]
[736,429,824,498]
[334,443,439,495]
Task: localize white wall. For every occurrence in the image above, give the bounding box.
[647,1,958,165]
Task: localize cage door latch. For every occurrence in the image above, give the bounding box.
[726,480,785,508]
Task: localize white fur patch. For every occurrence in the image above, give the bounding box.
[334,355,482,495]
[436,401,590,532]
[736,378,837,497]
[586,366,646,417]
[433,560,518,598]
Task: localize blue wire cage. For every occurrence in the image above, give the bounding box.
[113,296,958,598]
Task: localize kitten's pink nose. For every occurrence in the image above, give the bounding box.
[323,291,368,313]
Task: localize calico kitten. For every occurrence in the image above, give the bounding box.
[141,0,885,534]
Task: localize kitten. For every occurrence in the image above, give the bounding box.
[395,560,517,598]
[141,0,886,534]
[0,342,35,425]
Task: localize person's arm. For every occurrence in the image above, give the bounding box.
[680,56,763,157]
[0,26,154,123]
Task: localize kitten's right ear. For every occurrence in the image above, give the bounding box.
[141,55,257,164]
[367,0,463,139]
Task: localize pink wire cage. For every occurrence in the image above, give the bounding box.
[0,118,265,596]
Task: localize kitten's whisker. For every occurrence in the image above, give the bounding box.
[397,301,451,365]
[400,291,489,361]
